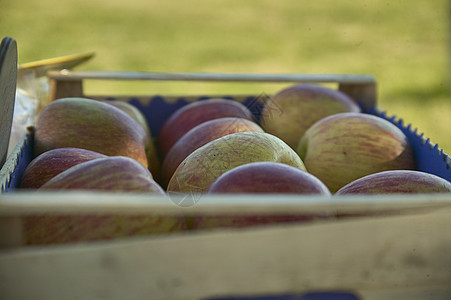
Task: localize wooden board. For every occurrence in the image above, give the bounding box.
[0,206,450,300]
[0,37,17,168]
[47,70,377,109]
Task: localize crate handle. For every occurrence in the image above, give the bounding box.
[48,70,375,83]
[47,70,377,109]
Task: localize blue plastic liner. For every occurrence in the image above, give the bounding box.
[365,106,451,182]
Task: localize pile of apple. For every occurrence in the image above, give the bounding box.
[17,84,451,240]
[158,84,451,196]
[18,98,191,244]
[20,97,163,193]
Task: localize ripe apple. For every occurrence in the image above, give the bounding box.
[335,170,451,194]
[30,156,187,245]
[157,98,255,158]
[195,161,332,228]
[24,212,187,245]
[206,161,331,194]
[297,112,416,193]
[102,99,162,183]
[166,131,306,194]
[260,84,361,149]
[39,156,165,194]
[191,213,331,231]
[34,97,149,167]
[19,147,107,189]
[102,100,151,138]
[161,117,264,186]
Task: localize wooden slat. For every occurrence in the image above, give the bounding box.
[0,209,450,300]
[48,76,83,100]
[47,70,376,84]
[0,192,450,216]
[339,81,377,110]
[47,70,378,108]
[0,216,23,248]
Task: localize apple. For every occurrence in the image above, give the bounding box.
[34,97,149,167]
[19,147,107,189]
[260,84,361,149]
[335,170,451,194]
[161,117,264,186]
[102,99,162,183]
[191,162,331,230]
[39,156,165,194]
[24,212,187,245]
[23,212,187,245]
[157,98,255,158]
[29,156,188,245]
[206,161,331,194]
[102,100,151,138]
[191,213,331,231]
[166,131,306,194]
[297,112,416,193]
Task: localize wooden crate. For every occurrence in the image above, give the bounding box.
[1,70,451,300]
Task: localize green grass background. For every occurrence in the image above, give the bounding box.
[2,0,450,153]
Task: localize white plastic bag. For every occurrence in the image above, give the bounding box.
[8,70,49,156]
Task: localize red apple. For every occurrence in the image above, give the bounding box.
[20,147,107,189]
[191,161,331,230]
[39,156,164,194]
[191,213,330,231]
[102,100,151,138]
[206,161,331,194]
[24,213,187,245]
[161,117,264,186]
[261,84,361,149]
[34,97,149,167]
[29,156,189,245]
[335,170,451,194]
[102,99,162,183]
[297,112,416,193]
[157,98,255,157]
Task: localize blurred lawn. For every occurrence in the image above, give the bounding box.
[2,0,450,152]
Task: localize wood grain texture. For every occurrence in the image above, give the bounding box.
[0,206,450,300]
[47,70,377,108]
